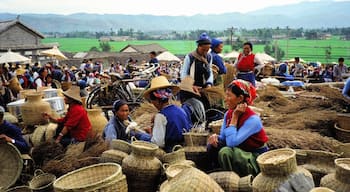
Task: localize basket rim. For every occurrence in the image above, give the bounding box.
[131,140,159,150]
[335,158,350,171]
[53,163,122,190]
[0,143,23,190]
[182,132,209,136]
[257,148,296,165]
[334,123,350,133]
[337,113,350,118]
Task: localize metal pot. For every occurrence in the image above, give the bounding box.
[6,99,25,118]
[43,97,65,115]
[42,88,59,98]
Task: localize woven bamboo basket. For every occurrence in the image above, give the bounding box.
[183,132,209,146]
[208,119,223,134]
[253,148,313,192]
[110,139,131,154]
[30,124,48,147]
[296,149,340,186]
[122,140,161,192]
[0,143,23,190]
[164,163,192,180]
[162,145,186,164]
[334,123,350,143]
[337,113,350,130]
[334,143,350,158]
[310,187,335,192]
[5,186,31,192]
[160,167,223,192]
[100,149,128,165]
[155,147,166,162]
[238,174,253,192]
[183,146,210,171]
[29,169,56,192]
[53,163,124,192]
[208,171,240,192]
[320,158,350,191]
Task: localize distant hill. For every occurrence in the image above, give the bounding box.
[0,0,349,33]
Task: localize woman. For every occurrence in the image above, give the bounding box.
[134,76,192,152]
[207,79,268,177]
[179,76,206,126]
[43,86,91,147]
[103,100,131,141]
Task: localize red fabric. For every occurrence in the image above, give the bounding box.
[226,107,268,152]
[229,79,256,105]
[57,103,91,141]
[237,53,255,72]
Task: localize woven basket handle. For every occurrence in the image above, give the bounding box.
[172,145,183,152]
[163,163,170,171]
[182,128,188,133]
[34,169,44,176]
[131,136,138,142]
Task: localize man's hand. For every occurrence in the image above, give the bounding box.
[0,134,13,143]
[208,134,219,148]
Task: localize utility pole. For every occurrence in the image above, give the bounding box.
[274,41,278,61]
[227,27,234,50]
[286,26,290,60]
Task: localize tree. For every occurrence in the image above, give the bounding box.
[89,46,100,52]
[99,42,111,52]
[264,43,285,61]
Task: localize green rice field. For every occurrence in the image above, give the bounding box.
[42,37,350,64]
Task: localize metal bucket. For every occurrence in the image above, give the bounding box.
[43,97,65,115]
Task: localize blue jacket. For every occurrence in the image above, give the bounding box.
[211,52,226,74]
[0,120,29,154]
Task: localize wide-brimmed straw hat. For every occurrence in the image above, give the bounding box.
[62,85,82,103]
[179,76,200,97]
[143,76,179,100]
[15,68,26,76]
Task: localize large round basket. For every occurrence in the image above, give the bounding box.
[183,132,209,146]
[160,167,223,192]
[337,113,350,130]
[162,145,186,164]
[310,187,335,192]
[53,163,125,192]
[334,123,350,143]
[320,158,350,191]
[100,149,128,165]
[5,186,31,192]
[0,143,23,190]
[164,163,192,180]
[296,149,340,186]
[110,139,131,154]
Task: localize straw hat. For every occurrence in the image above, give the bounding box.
[15,68,26,76]
[62,85,82,103]
[179,76,200,97]
[143,76,180,100]
[70,66,78,71]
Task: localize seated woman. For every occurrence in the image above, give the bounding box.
[133,76,192,152]
[103,100,131,141]
[43,86,91,147]
[0,106,29,154]
[207,79,268,177]
[179,76,206,126]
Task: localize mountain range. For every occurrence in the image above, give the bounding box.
[0,0,349,33]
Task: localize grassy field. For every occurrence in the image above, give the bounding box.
[42,37,350,64]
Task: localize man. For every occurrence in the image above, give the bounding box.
[293,57,305,77]
[343,77,350,100]
[211,38,227,86]
[181,32,214,88]
[233,42,264,87]
[334,57,349,82]
[149,51,159,64]
[43,86,91,147]
[0,106,29,153]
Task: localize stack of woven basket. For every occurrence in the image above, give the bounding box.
[182,130,210,171]
[53,163,127,192]
[334,113,350,142]
[320,158,350,191]
[100,139,131,164]
[162,145,195,167]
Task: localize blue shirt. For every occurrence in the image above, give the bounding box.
[0,120,29,154]
[211,51,226,74]
[342,77,350,99]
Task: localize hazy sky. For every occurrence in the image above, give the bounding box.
[0,0,347,16]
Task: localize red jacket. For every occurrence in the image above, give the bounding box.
[58,103,91,141]
[237,53,255,72]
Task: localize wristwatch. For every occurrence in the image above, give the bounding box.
[11,139,15,144]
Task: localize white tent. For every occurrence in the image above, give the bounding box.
[156,51,180,62]
[255,52,276,62]
[223,51,240,59]
[0,50,31,64]
[41,46,67,60]
[288,58,306,63]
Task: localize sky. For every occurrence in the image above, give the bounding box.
[0,0,347,16]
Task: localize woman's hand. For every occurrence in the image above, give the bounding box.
[234,103,247,116]
[42,112,50,120]
[208,134,219,148]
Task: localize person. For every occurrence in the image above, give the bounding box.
[34,67,48,88]
[343,77,350,100]
[233,42,264,87]
[211,38,226,85]
[207,79,268,177]
[133,76,192,152]
[149,51,159,64]
[323,65,333,82]
[293,57,305,77]
[179,76,206,126]
[0,106,29,154]
[103,100,131,141]
[333,57,349,82]
[180,32,214,89]
[42,86,91,147]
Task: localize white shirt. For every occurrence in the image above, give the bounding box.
[151,113,167,148]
